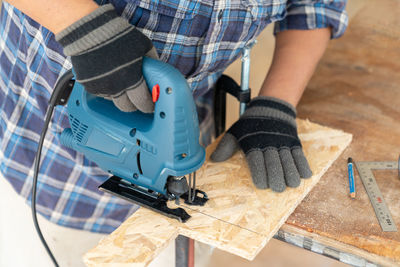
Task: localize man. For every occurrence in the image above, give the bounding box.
[0,0,347,266]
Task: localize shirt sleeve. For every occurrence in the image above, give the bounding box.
[274,0,348,39]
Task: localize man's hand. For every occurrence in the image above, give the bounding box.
[211,29,331,192]
[55,4,157,112]
[211,96,312,192]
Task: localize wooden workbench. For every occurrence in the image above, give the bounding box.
[280,0,400,266]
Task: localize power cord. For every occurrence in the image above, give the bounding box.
[31,70,74,267]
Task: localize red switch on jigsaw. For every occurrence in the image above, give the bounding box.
[152,84,160,102]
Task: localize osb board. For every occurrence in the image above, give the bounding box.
[84,119,352,266]
[285,0,400,265]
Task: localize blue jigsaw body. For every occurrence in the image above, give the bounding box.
[59,57,205,200]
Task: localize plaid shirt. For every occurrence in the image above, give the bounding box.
[0,0,347,233]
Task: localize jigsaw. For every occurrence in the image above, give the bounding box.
[53,57,208,222]
[32,46,252,266]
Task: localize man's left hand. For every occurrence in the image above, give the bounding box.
[211,96,312,192]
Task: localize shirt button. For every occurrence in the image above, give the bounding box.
[218,10,223,22]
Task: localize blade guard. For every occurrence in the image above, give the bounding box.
[59,57,205,196]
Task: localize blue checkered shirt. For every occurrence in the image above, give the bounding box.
[0,0,347,233]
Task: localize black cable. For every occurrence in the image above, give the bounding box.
[31,101,59,267]
[31,70,73,267]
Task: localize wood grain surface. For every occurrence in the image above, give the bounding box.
[83,119,351,266]
[286,0,400,265]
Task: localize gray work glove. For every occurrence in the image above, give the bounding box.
[211,96,312,192]
[55,4,158,113]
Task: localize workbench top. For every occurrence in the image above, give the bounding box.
[285,0,400,265]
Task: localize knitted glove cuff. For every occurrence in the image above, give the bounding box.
[54,4,154,97]
[247,96,297,117]
[55,4,150,57]
[243,96,297,128]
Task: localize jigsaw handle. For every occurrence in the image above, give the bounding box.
[142,56,186,98]
[60,57,205,196]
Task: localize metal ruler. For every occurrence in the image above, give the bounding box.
[355,161,399,232]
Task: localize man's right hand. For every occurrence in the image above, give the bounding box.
[55,4,157,113]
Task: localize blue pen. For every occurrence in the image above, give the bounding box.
[347,157,356,199]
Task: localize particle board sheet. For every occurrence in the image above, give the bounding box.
[84,119,352,266]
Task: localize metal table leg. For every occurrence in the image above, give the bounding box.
[176,235,194,267]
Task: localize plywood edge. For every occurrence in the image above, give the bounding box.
[177,221,265,261]
[262,123,353,258]
[83,208,180,267]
